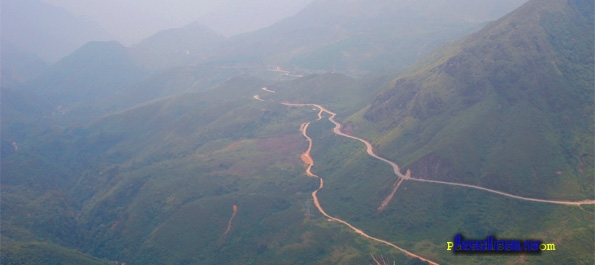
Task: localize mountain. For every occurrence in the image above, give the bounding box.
[24,41,149,112]
[0,0,114,63]
[1,0,593,264]
[0,41,49,88]
[104,65,244,110]
[131,23,225,70]
[307,1,592,264]
[351,0,594,200]
[210,0,527,74]
[198,0,314,37]
[0,86,54,160]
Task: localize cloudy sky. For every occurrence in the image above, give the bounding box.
[40,0,314,45]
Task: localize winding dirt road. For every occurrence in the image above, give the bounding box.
[256,97,593,264]
[299,120,439,265]
[283,102,595,207]
[283,103,408,179]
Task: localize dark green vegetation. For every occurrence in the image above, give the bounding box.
[308,113,593,264]
[349,0,594,200]
[1,0,593,264]
[2,74,403,264]
[1,241,106,265]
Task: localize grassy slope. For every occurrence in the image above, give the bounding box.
[264,72,395,117]
[74,74,423,264]
[307,115,593,264]
[347,0,594,200]
[300,0,594,263]
[1,74,410,264]
[0,241,107,265]
[2,1,593,264]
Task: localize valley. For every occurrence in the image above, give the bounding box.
[1,0,593,264]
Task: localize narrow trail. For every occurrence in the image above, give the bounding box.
[299,121,439,265]
[262,87,276,93]
[378,177,406,213]
[223,204,238,235]
[282,102,595,207]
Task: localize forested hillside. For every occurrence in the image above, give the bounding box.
[1,0,592,264]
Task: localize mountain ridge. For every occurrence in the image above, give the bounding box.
[1,0,593,264]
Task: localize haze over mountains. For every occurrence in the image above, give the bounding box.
[0,0,113,87]
[1,0,593,264]
[197,0,315,37]
[1,0,114,63]
[39,0,315,45]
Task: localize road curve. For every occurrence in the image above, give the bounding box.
[283,102,595,207]
[299,120,439,265]
[283,102,408,179]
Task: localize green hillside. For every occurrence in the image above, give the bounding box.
[1,241,107,265]
[1,0,593,264]
[349,0,594,200]
[307,111,593,264]
[308,0,593,263]
[103,65,250,111]
[2,74,408,264]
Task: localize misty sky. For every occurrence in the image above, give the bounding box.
[40,0,314,45]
